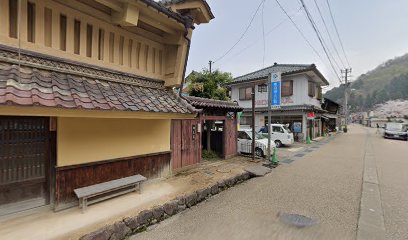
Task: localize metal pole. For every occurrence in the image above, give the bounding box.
[267,73,272,160]
[252,85,256,160]
[209,60,213,73]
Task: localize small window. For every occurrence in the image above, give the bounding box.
[128,39,133,67]
[238,131,250,140]
[152,48,156,73]
[240,116,252,125]
[239,87,252,100]
[86,24,93,57]
[27,1,36,43]
[144,45,149,71]
[258,84,267,93]
[74,20,81,54]
[136,42,141,69]
[9,0,18,38]
[119,36,124,65]
[272,126,284,133]
[282,80,293,97]
[308,81,315,97]
[158,50,163,75]
[98,29,104,60]
[317,86,322,100]
[109,32,114,63]
[60,15,67,51]
[44,8,52,47]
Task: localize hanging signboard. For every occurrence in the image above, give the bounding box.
[271,72,281,107]
[307,112,315,119]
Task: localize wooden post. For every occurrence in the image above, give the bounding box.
[206,120,211,151]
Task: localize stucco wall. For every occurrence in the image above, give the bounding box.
[57,117,170,166]
[231,74,322,109]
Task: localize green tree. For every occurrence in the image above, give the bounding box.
[186,69,232,100]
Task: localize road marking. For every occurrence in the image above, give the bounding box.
[356,133,386,240]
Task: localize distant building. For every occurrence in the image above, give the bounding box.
[228,63,329,141]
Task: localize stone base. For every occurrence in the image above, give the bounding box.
[80,171,253,240]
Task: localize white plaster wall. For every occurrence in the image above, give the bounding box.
[231,74,322,109]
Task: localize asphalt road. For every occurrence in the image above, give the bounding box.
[130,125,407,240]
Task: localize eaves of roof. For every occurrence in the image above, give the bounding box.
[140,0,194,29]
[160,0,214,19]
[184,96,243,112]
[242,105,327,113]
[228,64,330,86]
[0,45,195,115]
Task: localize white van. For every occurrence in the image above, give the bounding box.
[258,124,294,147]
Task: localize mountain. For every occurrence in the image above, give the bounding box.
[324,53,408,112]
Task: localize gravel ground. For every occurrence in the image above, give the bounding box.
[130,125,367,240]
[371,129,408,240]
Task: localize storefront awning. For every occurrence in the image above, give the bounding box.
[322,114,338,119]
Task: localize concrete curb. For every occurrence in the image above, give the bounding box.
[79,171,252,240]
[356,134,386,240]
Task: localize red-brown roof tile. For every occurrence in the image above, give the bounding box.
[0,46,194,115]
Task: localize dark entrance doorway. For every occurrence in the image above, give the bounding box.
[0,117,51,216]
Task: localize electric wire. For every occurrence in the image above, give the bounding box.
[313,0,346,69]
[213,0,266,64]
[299,0,342,83]
[274,0,323,61]
[261,0,266,67]
[216,7,302,68]
[326,0,351,68]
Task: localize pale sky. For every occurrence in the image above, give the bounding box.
[185,0,408,89]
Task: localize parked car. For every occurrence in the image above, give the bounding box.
[237,130,276,157]
[383,123,408,140]
[258,124,294,148]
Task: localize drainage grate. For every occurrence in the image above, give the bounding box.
[294,154,305,157]
[279,213,317,228]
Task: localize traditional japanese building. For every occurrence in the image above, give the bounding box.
[0,0,213,214]
[228,63,330,141]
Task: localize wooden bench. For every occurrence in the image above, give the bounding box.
[74,175,147,213]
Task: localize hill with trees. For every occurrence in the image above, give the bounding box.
[324,53,408,111]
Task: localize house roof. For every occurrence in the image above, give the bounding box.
[230,63,330,86]
[184,96,243,111]
[0,45,194,114]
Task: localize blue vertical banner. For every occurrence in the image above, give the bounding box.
[271,72,281,107]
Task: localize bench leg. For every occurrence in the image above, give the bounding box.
[139,182,143,194]
[81,198,87,213]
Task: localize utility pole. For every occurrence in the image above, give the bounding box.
[209,60,213,73]
[251,85,256,160]
[342,68,352,128]
[267,73,272,160]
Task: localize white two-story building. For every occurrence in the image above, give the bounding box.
[229,63,330,141]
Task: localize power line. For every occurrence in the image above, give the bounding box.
[299,0,342,83]
[313,0,346,69]
[217,7,302,69]
[213,0,266,64]
[326,0,351,68]
[274,0,323,61]
[261,0,266,67]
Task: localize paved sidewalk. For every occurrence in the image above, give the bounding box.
[131,126,366,240]
[0,158,259,240]
[370,128,408,240]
